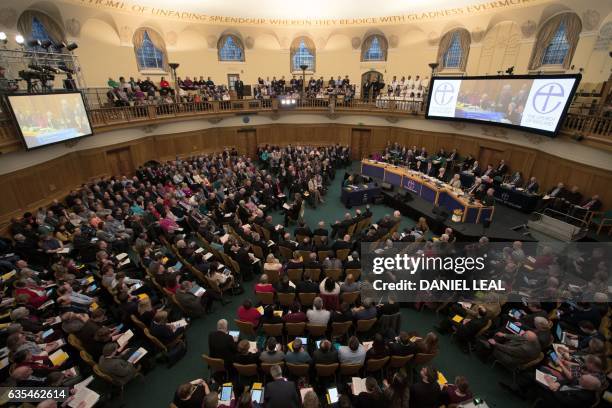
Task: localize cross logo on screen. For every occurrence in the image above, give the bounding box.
[501,192,510,202]
[406,179,416,191]
[433,82,455,105]
[532,82,565,114]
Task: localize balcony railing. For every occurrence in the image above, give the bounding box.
[0,96,609,154]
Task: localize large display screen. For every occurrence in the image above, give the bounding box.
[7,92,92,149]
[425,74,580,136]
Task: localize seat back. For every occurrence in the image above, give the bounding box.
[356,318,377,333]
[339,363,363,376]
[388,354,414,369]
[304,268,321,282]
[79,350,96,368]
[255,291,275,305]
[287,269,303,283]
[68,333,85,351]
[234,319,257,337]
[278,292,296,307]
[261,362,284,376]
[413,352,436,366]
[331,321,352,337]
[307,324,327,338]
[519,352,544,370]
[265,267,280,285]
[285,322,306,337]
[130,314,147,331]
[341,291,359,305]
[378,313,401,335]
[365,356,389,373]
[263,323,284,337]
[317,250,331,261]
[345,269,361,281]
[325,268,342,281]
[286,362,310,377]
[315,363,339,377]
[336,248,350,261]
[476,319,492,337]
[233,363,258,377]
[144,328,168,352]
[298,292,316,307]
[202,353,226,373]
[93,364,118,386]
[251,245,264,261]
[279,246,293,261]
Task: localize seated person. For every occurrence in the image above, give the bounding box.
[352,298,377,321]
[283,301,307,323]
[285,337,312,364]
[306,297,331,326]
[173,379,210,408]
[234,339,260,365]
[410,366,444,408]
[366,333,389,360]
[237,299,261,328]
[150,310,184,346]
[313,340,339,364]
[442,376,473,405]
[389,331,417,356]
[259,337,285,364]
[254,274,275,293]
[260,305,283,326]
[98,342,138,386]
[338,336,366,365]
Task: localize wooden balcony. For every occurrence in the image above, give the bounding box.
[0,98,609,154]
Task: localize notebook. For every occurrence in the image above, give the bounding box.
[127,347,148,364]
[116,330,134,348]
[49,349,69,366]
[352,377,367,395]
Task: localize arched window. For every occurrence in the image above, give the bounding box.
[443,32,462,69]
[133,28,168,72]
[436,29,471,71]
[218,35,245,62]
[542,22,570,65]
[17,10,65,50]
[529,13,581,70]
[290,37,315,72]
[361,35,388,62]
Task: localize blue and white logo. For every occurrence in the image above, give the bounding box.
[532,82,565,114]
[434,82,455,106]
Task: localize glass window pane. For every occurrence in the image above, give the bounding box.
[292,40,314,71]
[136,31,164,70]
[542,23,570,65]
[219,36,244,61]
[443,32,462,69]
[29,17,56,53]
[364,36,384,61]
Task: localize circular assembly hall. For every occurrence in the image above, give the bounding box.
[0,0,611,407]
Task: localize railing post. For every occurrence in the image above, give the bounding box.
[147,104,157,120]
[212,101,219,113]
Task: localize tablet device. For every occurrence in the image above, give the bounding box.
[220,385,232,402]
[327,387,339,404]
[506,321,522,335]
[555,323,563,340]
[549,351,559,365]
[316,340,321,349]
[229,330,239,339]
[41,328,54,339]
[251,389,263,403]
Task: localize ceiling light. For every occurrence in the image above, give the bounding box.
[15,34,24,44]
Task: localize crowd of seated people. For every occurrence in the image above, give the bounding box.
[253,75,357,101]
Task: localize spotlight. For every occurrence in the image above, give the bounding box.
[66,42,78,51]
[0,32,6,45]
[40,39,53,49]
[15,34,24,45]
[27,39,41,47]
[505,66,514,75]
[53,42,66,51]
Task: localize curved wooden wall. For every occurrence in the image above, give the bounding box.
[1,122,611,229]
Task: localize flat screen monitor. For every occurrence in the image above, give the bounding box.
[425,74,580,137]
[6,92,93,150]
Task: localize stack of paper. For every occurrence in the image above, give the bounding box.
[352,377,367,395]
[170,318,188,331]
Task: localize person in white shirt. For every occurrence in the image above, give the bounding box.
[306,297,330,325]
[338,336,366,364]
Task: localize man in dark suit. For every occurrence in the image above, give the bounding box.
[304,252,322,271]
[344,251,361,270]
[389,332,417,356]
[482,188,496,207]
[562,185,583,211]
[538,374,600,408]
[234,77,244,99]
[332,235,352,255]
[175,281,205,318]
[572,194,602,219]
[537,182,567,212]
[208,319,236,366]
[312,340,339,364]
[424,162,436,177]
[294,220,312,238]
[524,177,539,194]
[98,343,138,386]
[495,160,508,176]
[264,365,300,408]
[313,221,329,238]
[296,269,319,293]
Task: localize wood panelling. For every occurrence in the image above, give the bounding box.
[1,123,611,229]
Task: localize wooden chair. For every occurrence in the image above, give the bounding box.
[256,291,275,305]
[202,354,227,380]
[295,234,308,245]
[355,318,377,336]
[339,363,363,378]
[315,363,339,382]
[286,362,310,378]
[251,245,264,261]
[307,323,327,338]
[263,323,284,338]
[346,223,357,237]
[261,362,285,380]
[317,250,331,261]
[130,314,147,331]
[365,356,389,379]
[412,352,437,367]
[345,269,361,281]
[265,267,280,285]
[492,352,544,384]
[313,235,325,247]
[331,321,352,340]
[278,246,293,261]
[79,350,96,368]
[324,268,342,281]
[234,319,257,337]
[68,333,85,352]
[298,292,316,307]
[285,322,306,341]
[336,248,350,261]
[93,364,127,396]
[278,292,296,307]
[287,269,303,283]
[341,291,359,305]
[304,268,321,282]
[387,354,414,374]
[589,210,612,234]
[233,363,259,382]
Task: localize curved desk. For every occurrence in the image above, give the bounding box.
[361,159,494,224]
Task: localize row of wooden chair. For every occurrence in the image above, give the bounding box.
[234,318,377,340]
[254,290,360,307]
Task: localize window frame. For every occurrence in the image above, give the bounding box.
[290,37,316,73]
[362,35,386,62]
[218,35,245,62]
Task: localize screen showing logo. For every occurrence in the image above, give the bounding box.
[532,82,564,114]
[434,82,455,106]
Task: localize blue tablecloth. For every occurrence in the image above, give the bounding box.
[341,183,381,207]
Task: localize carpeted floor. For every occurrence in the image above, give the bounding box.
[120,161,529,408]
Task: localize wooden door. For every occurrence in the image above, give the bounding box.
[106,147,134,176]
[351,128,371,160]
[238,129,257,158]
[478,147,504,168]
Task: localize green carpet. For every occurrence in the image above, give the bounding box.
[122,161,526,408]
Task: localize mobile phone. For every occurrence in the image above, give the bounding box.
[220,385,232,401]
